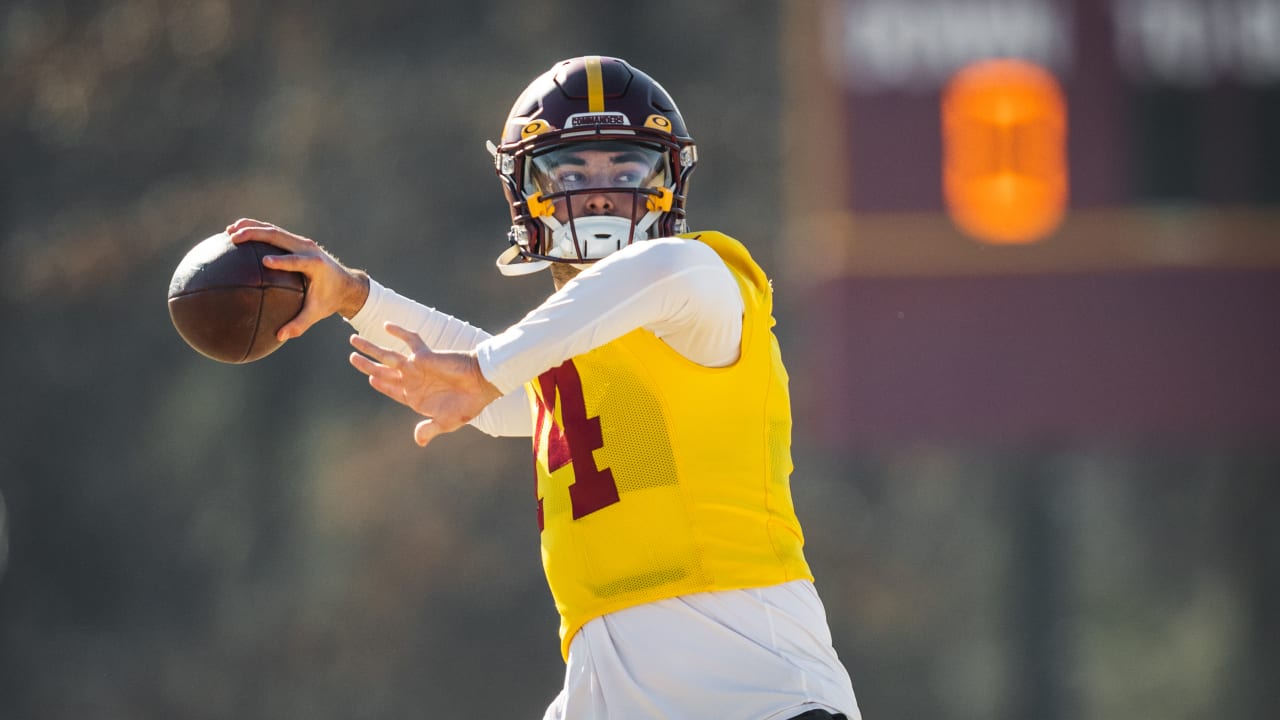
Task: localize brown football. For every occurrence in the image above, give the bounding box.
[167,233,306,363]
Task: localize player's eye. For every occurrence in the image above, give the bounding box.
[554,171,586,189]
[610,163,657,187]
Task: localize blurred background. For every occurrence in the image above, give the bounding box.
[1,0,1277,718]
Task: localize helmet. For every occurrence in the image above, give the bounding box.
[488,56,698,276]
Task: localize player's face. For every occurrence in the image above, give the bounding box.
[529,143,667,223]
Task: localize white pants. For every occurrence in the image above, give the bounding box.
[543,580,860,720]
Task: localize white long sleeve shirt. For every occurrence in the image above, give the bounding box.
[346,238,859,720]
[348,238,743,438]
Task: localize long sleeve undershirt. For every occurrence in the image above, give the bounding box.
[346,238,744,439]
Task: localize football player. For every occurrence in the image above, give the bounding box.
[228,55,860,720]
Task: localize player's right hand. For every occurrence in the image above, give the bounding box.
[348,324,504,447]
[225,218,371,342]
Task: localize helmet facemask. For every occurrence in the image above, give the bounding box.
[523,140,674,266]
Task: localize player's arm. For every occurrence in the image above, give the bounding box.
[348,238,741,447]
[226,218,531,438]
[476,237,744,396]
[347,279,532,438]
[348,279,490,353]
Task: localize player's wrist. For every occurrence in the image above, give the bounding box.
[467,352,503,405]
[338,269,371,320]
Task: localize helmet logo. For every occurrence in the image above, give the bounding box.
[566,111,629,128]
[644,114,672,132]
[521,119,553,139]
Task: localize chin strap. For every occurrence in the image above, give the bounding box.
[495,244,550,276]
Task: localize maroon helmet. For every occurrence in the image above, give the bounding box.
[488,56,698,275]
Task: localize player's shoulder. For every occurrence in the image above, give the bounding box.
[678,230,769,298]
[606,235,726,270]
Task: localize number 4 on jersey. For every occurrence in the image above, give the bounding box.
[533,360,621,524]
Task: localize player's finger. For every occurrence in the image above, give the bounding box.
[350,334,406,367]
[384,323,430,355]
[227,225,292,247]
[259,253,313,273]
[350,353,406,399]
[368,371,407,402]
[227,226,309,254]
[225,218,276,234]
[348,351,371,375]
[348,350,389,377]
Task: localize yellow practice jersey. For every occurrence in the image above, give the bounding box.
[525,231,813,659]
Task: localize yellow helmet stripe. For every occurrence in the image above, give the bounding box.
[585,56,605,112]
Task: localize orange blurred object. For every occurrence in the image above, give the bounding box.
[942,58,1068,245]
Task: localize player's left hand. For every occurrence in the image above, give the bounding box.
[349,324,503,447]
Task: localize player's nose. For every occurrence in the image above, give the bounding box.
[582,191,616,215]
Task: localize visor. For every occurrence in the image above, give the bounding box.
[526,141,668,196]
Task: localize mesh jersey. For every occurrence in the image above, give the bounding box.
[526,231,813,659]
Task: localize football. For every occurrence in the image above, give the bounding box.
[167,233,306,363]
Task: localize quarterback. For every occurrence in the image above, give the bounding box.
[229,56,860,720]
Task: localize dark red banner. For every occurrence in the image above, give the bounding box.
[801,268,1280,446]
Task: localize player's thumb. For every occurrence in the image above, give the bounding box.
[413,418,445,447]
[276,301,325,341]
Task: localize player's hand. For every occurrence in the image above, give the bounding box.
[225,218,370,342]
[348,324,504,447]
